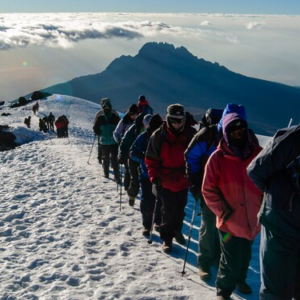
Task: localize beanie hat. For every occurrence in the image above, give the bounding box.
[101,98,112,109]
[143,114,152,128]
[167,104,185,120]
[138,95,146,102]
[129,104,138,115]
[149,114,163,131]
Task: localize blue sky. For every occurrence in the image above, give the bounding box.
[2,1,300,14]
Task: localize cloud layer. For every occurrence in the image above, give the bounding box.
[0,12,272,50]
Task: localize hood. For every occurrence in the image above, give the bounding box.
[217,103,247,132]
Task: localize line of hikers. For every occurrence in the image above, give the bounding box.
[92,96,300,300]
[24,110,69,139]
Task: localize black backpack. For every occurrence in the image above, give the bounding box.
[200,108,223,129]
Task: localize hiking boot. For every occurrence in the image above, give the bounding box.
[142,227,150,236]
[128,196,136,207]
[174,231,186,245]
[237,282,252,294]
[216,296,230,300]
[162,240,172,254]
[154,224,160,232]
[199,265,211,281]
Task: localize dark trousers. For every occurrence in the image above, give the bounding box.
[260,225,300,300]
[140,175,161,229]
[216,231,253,298]
[127,158,140,197]
[101,144,119,180]
[198,199,221,267]
[123,157,130,191]
[160,188,188,242]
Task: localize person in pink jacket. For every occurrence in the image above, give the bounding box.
[202,112,262,300]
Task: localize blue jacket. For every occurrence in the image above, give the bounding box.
[130,131,150,179]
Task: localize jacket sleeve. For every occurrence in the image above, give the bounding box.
[113,120,124,143]
[145,130,162,181]
[202,152,232,222]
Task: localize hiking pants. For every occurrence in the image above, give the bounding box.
[101,144,119,179]
[216,231,253,298]
[260,225,300,300]
[140,175,161,230]
[159,188,188,242]
[198,199,221,268]
[127,158,140,197]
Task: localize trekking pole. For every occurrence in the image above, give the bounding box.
[148,190,160,245]
[87,135,97,165]
[181,199,198,276]
[119,167,123,211]
[288,118,293,128]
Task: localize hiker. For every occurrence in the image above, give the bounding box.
[43,116,49,130]
[145,104,196,253]
[184,104,253,281]
[137,95,153,115]
[130,114,163,236]
[118,112,149,206]
[24,116,31,128]
[61,115,69,137]
[93,98,120,182]
[202,112,262,299]
[185,107,223,280]
[113,104,138,190]
[39,118,47,132]
[32,101,39,115]
[247,125,300,300]
[55,116,64,138]
[48,112,55,131]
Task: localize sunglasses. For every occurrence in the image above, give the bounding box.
[169,118,184,124]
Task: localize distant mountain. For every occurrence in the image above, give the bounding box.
[40,42,300,135]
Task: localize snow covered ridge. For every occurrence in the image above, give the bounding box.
[0,94,269,299]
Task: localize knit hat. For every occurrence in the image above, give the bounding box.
[143,114,152,128]
[138,95,146,102]
[167,104,185,120]
[129,104,138,115]
[149,114,163,130]
[101,98,112,109]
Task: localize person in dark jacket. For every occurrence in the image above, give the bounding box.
[93,98,120,181]
[130,114,163,235]
[145,104,196,253]
[118,112,148,206]
[114,104,138,190]
[247,125,300,300]
[48,112,55,131]
[202,113,262,300]
[185,104,250,281]
[137,95,153,115]
[24,116,31,128]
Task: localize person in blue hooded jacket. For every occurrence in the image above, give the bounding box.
[130,114,163,235]
[184,103,258,281]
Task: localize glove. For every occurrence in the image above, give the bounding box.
[118,155,125,165]
[190,185,202,201]
[221,207,233,224]
[152,178,162,196]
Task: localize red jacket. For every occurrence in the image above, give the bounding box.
[202,138,262,240]
[145,122,196,192]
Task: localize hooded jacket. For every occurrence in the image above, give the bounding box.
[202,113,262,240]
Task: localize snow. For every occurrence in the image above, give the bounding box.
[0,95,272,299]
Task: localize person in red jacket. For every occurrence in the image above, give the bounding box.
[145,104,196,253]
[202,112,262,300]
